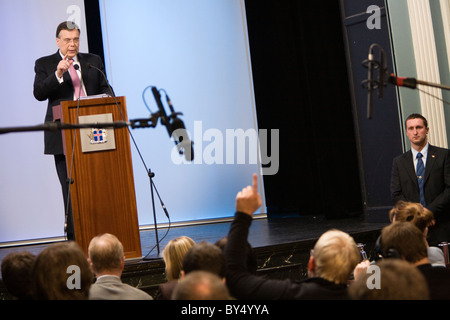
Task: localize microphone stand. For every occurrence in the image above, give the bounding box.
[129,114,171,261]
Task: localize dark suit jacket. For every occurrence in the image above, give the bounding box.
[391,144,450,222]
[391,144,450,243]
[33,51,113,155]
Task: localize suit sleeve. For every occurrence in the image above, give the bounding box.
[426,149,450,220]
[33,58,61,101]
[225,212,301,299]
[390,157,407,204]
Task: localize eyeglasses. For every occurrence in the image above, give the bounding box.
[60,37,80,45]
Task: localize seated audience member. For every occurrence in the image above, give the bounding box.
[349,259,429,300]
[171,270,231,300]
[215,237,258,274]
[157,240,227,300]
[88,233,153,300]
[386,201,445,266]
[381,222,450,300]
[155,236,195,300]
[224,174,360,300]
[163,236,196,281]
[31,241,93,300]
[1,251,36,300]
[181,241,227,278]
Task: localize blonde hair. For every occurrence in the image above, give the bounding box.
[389,201,434,233]
[312,229,360,284]
[162,236,195,281]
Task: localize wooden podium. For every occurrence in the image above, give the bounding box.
[54,96,142,259]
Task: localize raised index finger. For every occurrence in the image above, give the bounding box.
[252,173,258,193]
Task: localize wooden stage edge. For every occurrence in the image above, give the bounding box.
[0,213,389,299]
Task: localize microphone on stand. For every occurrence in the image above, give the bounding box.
[361,43,388,119]
[151,87,194,161]
[366,52,375,120]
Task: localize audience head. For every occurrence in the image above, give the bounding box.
[349,258,429,300]
[1,251,36,300]
[181,241,226,278]
[215,237,258,274]
[162,236,195,281]
[172,270,230,300]
[31,241,92,300]
[309,229,360,284]
[88,233,124,276]
[389,201,434,234]
[381,222,428,263]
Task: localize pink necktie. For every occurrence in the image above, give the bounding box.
[69,60,86,99]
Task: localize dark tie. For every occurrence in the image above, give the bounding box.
[416,152,426,206]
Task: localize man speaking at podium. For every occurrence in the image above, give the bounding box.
[33,21,113,240]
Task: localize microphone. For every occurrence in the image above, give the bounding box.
[361,43,388,119]
[151,87,194,161]
[366,52,375,120]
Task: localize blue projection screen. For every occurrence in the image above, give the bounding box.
[98,0,266,227]
[0,0,266,244]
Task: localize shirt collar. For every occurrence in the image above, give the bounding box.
[411,142,429,159]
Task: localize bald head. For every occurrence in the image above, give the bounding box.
[88,233,124,275]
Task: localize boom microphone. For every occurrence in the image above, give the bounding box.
[361,43,388,119]
[366,52,375,120]
[151,87,194,161]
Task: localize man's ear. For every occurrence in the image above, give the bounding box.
[307,256,315,277]
[87,257,96,273]
[179,270,186,279]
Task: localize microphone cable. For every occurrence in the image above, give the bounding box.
[64,61,84,240]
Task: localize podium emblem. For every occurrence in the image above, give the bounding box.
[88,128,108,144]
[78,113,116,153]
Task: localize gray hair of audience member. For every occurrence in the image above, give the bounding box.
[171,270,230,300]
[88,233,124,274]
[312,229,360,284]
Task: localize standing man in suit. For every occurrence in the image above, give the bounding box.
[391,113,450,245]
[33,21,113,240]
